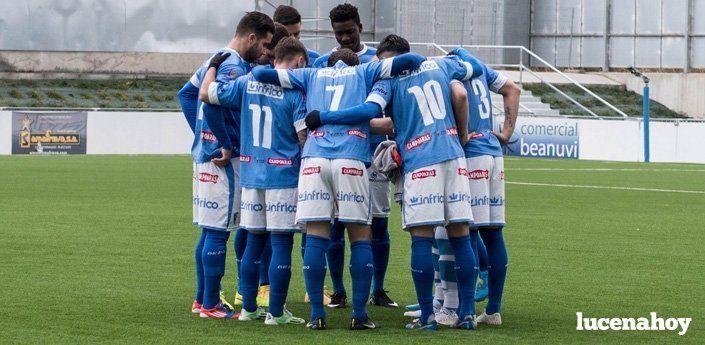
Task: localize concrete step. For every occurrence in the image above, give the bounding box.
[498,108,562,116]
[494,100,554,110]
[489,87,566,117]
[490,94,537,102]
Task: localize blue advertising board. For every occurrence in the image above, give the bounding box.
[499,117,579,159]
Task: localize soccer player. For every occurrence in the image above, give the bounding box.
[251,48,425,330]
[312,4,376,67]
[256,23,293,66]
[229,21,293,311]
[451,47,520,326]
[177,11,274,319]
[312,3,379,308]
[199,37,310,325]
[272,5,320,66]
[303,34,483,330]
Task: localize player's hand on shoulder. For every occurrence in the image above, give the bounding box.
[208,52,231,70]
[211,148,232,167]
[305,110,323,130]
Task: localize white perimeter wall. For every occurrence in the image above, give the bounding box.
[0,111,192,155]
[86,112,192,154]
[577,118,705,164]
[0,112,11,154]
[1,111,704,164]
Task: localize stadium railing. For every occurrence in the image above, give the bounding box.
[364,41,629,119]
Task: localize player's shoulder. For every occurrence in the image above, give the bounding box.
[221,48,254,74]
[312,53,330,68]
[307,49,321,59]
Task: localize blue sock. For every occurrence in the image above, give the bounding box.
[194,228,207,303]
[269,233,294,317]
[480,228,508,315]
[449,234,478,319]
[476,234,489,271]
[300,232,306,258]
[201,228,230,309]
[240,232,267,312]
[303,234,329,320]
[410,236,435,324]
[259,233,271,286]
[234,228,248,292]
[349,240,373,320]
[370,217,390,292]
[327,220,346,294]
[432,239,442,304]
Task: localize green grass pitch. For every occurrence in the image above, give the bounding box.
[1,155,703,344]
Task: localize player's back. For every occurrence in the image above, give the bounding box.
[191,48,252,163]
[239,75,306,189]
[463,63,506,158]
[386,58,466,173]
[302,60,374,164]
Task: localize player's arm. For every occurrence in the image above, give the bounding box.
[198,52,231,103]
[291,91,309,147]
[297,130,307,147]
[311,53,328,68]
[440,49,483,81]
[450,80,469,146]
[370,117,394,135]
[177,80,199,133]
[363,52,426,87]
[199,74,246,111]
[250,66,312,91]
[493,79,520,146]
[201,103,233,153]
[305,80,392,129]
[198,53,234,163]
[305,102,382,129]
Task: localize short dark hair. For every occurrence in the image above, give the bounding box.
[328,49,359,67]
[273,5,302,26]
[377,34,410,57]
[268,23,291,50]
[274,37,308,65]
[329,3,361,25]
[236,11,275,38]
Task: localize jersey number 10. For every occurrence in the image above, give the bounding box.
[407,80,447,126]
[249,104,272,149]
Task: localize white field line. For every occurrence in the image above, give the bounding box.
[507,181,705,194]
[509,168,705,172]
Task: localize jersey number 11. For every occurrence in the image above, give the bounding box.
[249,104,272,149]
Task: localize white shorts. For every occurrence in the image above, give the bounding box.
[194,159,241,231]
[296,157,371,224]
[240,187,302,233]
[401,158,473,229]
[368,164,391,218]
[466,155,505,227]
[192,162,199,225]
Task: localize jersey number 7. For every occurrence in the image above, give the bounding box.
[326,85,344,111]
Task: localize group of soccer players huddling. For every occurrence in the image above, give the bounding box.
[178,3,520,331]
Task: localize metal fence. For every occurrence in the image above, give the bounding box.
[0,0,525,64]
[530,0,705,71]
